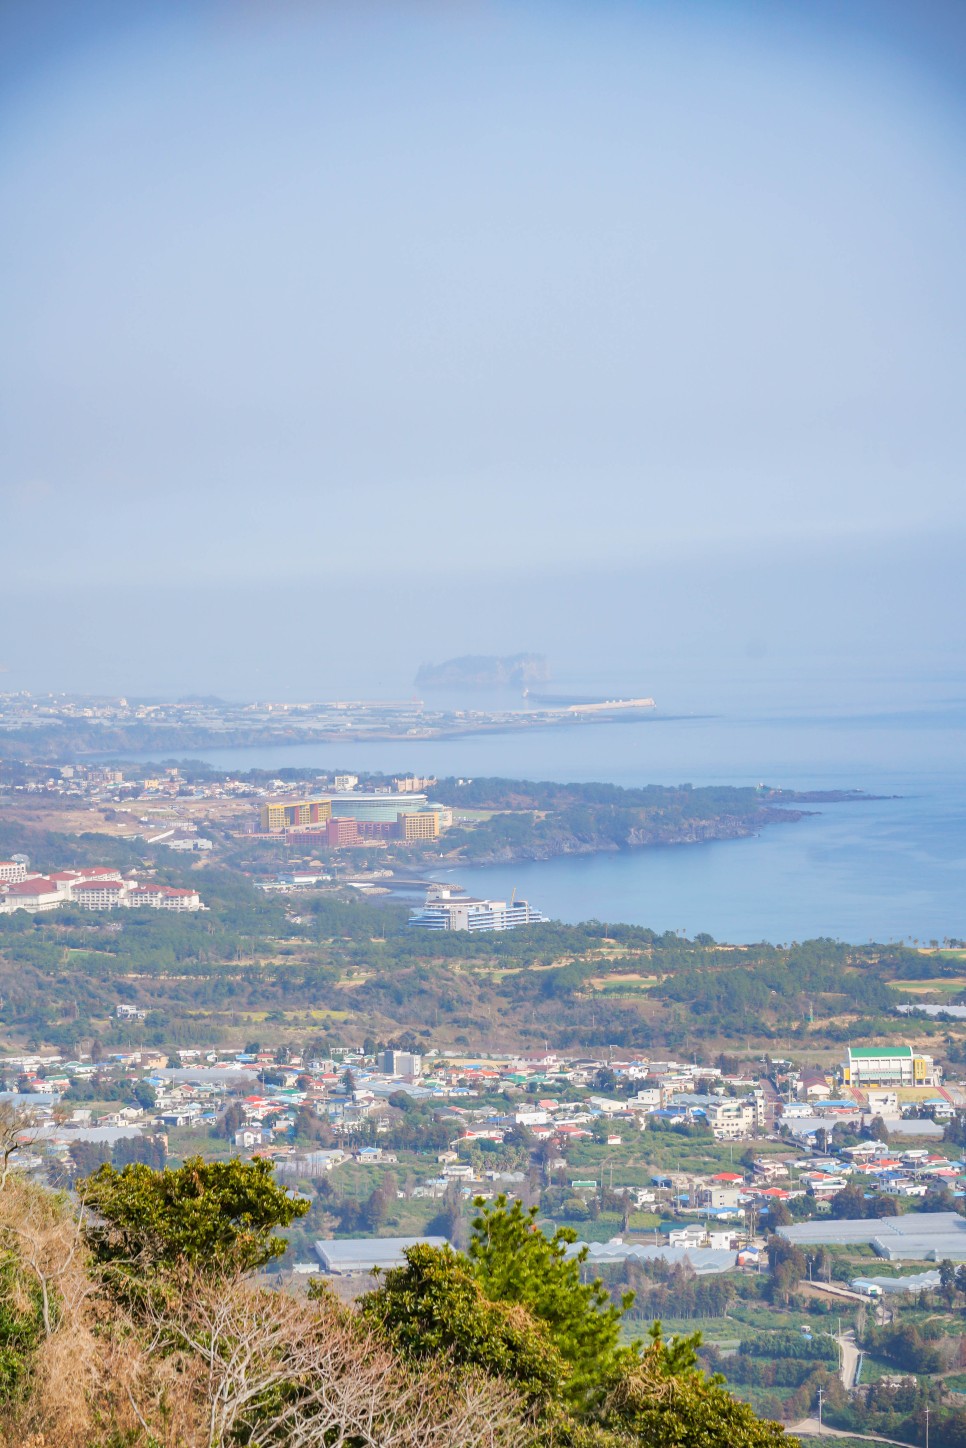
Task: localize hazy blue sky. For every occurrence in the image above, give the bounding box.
[2,1,965,698]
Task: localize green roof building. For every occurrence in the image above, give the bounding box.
[844,1046,938,1088]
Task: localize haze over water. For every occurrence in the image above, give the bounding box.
[161,663,966,946]
[2,3,965,945]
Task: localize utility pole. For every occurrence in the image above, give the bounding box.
[817,1386,824,1435]
[925,1404,930,1448]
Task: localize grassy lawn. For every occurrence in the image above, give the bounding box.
[595,984,658,998]
[165,1125,233,1164]
[587,972,658,989]
[541,1210,662,1242]
[856,1353,904,1384]
[623,1314,739,1345]
[565,1133,760,1178]
[892,977,966,996]
[721,1381,793,1423]
[727,1300,846,1334]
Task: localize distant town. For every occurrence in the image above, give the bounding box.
[0,688,659,760]
[4,1038,963,1278]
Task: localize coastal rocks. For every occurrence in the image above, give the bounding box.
[625,807,806,846]
[461,807,808,864]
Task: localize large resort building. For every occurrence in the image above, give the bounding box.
[259,797,333,832]
[258,791,444,842]
[0,867,202,915]
[409,883,548,932]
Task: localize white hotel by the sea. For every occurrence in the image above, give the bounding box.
[409,882,547,933]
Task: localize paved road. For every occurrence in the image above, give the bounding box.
[837,1329,861,1389]
[791,1418,914,1446]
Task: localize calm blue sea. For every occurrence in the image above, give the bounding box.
[152,678,966,946]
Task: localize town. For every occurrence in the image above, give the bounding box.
[4,1037,960,1258]
[0,688,659,759]
[8,1027,966,1436]
[0,757,456,856]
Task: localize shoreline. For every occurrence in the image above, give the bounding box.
[0,711,716,763]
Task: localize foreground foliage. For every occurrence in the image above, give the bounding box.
[363,1195,794,1446]
[78,1155,307,1276]
[0,1167,797,1447]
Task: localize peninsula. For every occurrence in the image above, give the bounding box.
[0,690,668,761]
[434,778,881,864]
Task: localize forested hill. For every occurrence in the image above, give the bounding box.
[431,778,875,864]
[0,870,954,1059]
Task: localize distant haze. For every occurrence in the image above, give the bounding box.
[1,1,964,701]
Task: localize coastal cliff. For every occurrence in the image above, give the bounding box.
[428,779,827,865]
[447,805,806,864]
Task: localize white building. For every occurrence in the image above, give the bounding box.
[0,870,202,914]
[668,1226,736,1250]
[844,1047,939,1089]
[695,1185,743,1210]
[706,1099,759,1140]
[126,884,202,911]
[72,879,128,910]
[409,883,547,932]
[379,1050,422,1078]
[0,877,64,913]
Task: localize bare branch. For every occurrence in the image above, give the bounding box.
[0,1193,89,1337]
[136,1272,530,1448]
[0,1102,36,1190]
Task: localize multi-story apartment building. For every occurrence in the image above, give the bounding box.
[706,1098,758,1140]
[398,811,439,841]
[259,797,333,833]
[270,796,443,845]
[0,861,27,884]
[1,877,63,913]
[379,1050,423,1077]
[1,872,203,914]
[322,817,360,846]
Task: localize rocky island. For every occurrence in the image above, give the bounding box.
[415,652,550,689]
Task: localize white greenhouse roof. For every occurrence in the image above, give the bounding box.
[315,1236,448,1274]
[779,1212,966,1261]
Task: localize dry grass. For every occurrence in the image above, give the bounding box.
[0,1173,530,1448]
[0,1176,110,1448]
